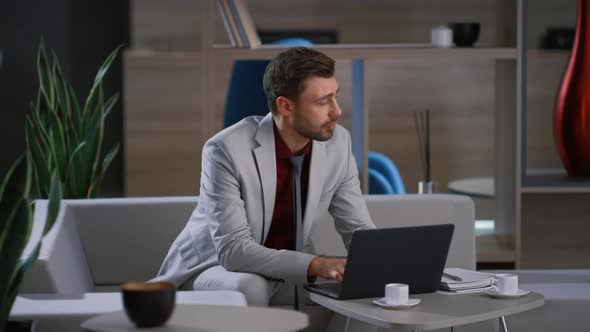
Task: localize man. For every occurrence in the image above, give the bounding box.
[154,47,375,306]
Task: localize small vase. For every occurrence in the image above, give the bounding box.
[418,180,436,194]
[554,0,590,176]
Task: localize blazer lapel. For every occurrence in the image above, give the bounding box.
[253,114,276,244]
[303,140,326,242]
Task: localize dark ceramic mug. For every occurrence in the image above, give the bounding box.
[121,281,176,328]
[448,23,480,47]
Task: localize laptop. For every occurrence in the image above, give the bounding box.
[304,224,454,300]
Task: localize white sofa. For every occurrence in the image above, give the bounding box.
[15,194,476,331]
[20,194,476,293]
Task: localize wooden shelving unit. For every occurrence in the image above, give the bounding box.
[125,0,589,268]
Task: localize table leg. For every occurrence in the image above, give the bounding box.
[499,316,508,332]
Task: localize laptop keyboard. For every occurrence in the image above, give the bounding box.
[315,283,342,293]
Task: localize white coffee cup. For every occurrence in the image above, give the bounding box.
[431,25,453,48]
[493,274,519,295]
[385,283,409,305]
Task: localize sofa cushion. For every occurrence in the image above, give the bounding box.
[71,197,198,286]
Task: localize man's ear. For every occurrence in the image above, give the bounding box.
[276,96,294,117]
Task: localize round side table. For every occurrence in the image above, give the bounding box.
[448,176,494,199]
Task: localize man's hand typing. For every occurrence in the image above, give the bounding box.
[307,256,346,284]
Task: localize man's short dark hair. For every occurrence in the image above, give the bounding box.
[263,47,335,114]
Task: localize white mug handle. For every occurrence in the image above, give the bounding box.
[491,278,499,292]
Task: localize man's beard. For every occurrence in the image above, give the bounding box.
[292,109,338,142]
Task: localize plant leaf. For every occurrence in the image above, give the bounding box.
[101,143,119,177]
[64,142,87,197]
[0,199,33,319]
[31,94,51,148]
[51,51,71,119]
[51,52,63,113]
[67,82,82,135]
[87,143,119,198]
[36,40,55,110]
[0,156,23,202]
[103,92,120,119]
[26,119,51,198]
[82,45,122,115]
[49,110,67,179]
[51,50,73,153]
[0,243,39,330]
[90,84,106,178]
[43,171,62,235]
[0,156,31,218]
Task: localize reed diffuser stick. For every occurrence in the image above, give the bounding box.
[414,111,426,181]
[425,109,430,182]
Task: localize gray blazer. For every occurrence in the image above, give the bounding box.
[153,113,375,287]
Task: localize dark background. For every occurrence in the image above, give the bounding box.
[0,1,129,197]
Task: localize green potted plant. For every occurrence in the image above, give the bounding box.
[0,155,61,332]
[0,41,122,331]
[26,41,121,198]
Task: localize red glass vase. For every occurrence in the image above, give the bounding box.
[554,0,590,176]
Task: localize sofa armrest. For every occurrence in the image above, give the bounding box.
[10,291,247,320]
[20,201,93,293]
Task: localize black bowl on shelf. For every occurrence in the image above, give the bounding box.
[540,27,575,49]
[448,23,480,47]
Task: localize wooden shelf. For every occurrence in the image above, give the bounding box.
[124,49,203,60]
[211,44,517,62]
[521,168,590,193]
[521,186,590,194]
[526,48,570,59]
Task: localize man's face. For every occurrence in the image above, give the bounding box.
[290,76,342,142]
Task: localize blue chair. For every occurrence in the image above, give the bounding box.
[269,38,313,46]
[368,168,395,194]
[223,60,271,128]
[368,152,406,194]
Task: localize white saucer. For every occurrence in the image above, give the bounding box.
[372,298,420,309]
[485,288,530,299]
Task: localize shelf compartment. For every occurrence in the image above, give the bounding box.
[477,233,516,263]
[521,168,590,193]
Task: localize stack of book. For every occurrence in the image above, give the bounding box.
[439,268,495,294]
[216,0,261,48]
